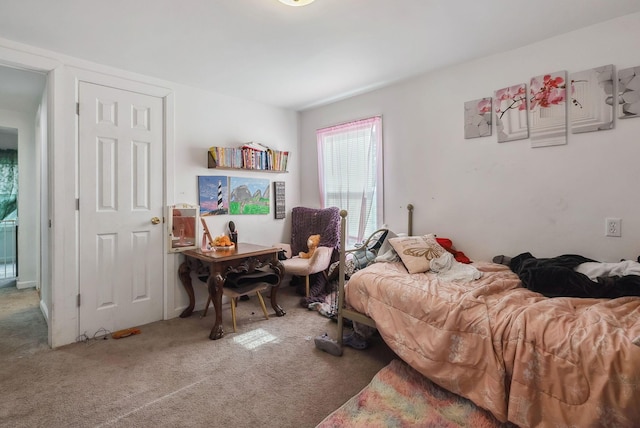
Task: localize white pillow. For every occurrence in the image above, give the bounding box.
[388,234,447,274]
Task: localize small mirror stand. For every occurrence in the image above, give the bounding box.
[168,203,200,253]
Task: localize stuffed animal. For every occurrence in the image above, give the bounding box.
[299,234,320,259]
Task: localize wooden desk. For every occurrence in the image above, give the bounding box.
[178,243,286,340]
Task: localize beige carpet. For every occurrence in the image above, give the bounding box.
[0,284,395,428]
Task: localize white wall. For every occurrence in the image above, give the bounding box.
[300,12,640,263]
[167,83,299,316]
[0,129,17,148]
[0,37,300,347]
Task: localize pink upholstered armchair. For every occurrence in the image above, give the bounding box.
[274,206,341,298]
[276,245,333,297]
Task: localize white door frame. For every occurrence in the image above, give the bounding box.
[69,68,174,346]
[0,40,175,347]
[0,44,60,347]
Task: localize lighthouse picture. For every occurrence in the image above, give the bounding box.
[198,175,229,215]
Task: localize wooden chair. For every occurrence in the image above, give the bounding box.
[203,282,270,332]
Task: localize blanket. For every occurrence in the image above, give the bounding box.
[345,261,640,427]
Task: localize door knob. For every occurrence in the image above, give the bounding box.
[151,217,161,225]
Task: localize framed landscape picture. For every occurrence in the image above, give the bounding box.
[229,176,270,215]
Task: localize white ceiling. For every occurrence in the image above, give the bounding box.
[0,66,46,112]
[1,0,640,111]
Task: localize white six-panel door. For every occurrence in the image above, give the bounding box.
[78,82,164,336]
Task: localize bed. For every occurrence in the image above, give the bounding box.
[334,206,640,428]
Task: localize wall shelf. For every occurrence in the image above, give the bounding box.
[207,146,289,173]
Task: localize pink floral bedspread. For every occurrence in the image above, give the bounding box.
[345,261,640,427]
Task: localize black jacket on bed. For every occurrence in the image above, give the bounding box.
[509,252,640,299]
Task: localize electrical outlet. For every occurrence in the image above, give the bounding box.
[606,218,621,237]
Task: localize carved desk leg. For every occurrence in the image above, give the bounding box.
[270,259,286,317]
[178,260,195,318]
[207,270,226,340]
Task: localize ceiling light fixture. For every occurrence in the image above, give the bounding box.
[278,0,315,6]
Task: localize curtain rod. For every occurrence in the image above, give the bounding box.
[316,115,382,133]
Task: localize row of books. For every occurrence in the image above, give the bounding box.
[208,144,289,172]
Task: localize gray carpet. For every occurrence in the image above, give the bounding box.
[0,284,395,427]
[0,278,17,289]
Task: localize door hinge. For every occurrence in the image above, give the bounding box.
[76,102,80,115]
[76,198,79,211]
[77,294,81,307]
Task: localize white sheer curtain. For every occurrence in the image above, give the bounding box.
[317,116,383,246]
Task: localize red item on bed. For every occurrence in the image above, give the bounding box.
[436,237,471,264]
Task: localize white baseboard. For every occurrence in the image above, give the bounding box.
[16,280,37,289]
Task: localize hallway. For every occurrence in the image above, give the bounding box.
[0,286,48,358]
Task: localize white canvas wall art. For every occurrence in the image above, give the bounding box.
[570,64,614,133]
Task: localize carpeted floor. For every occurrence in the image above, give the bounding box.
[317,359,518,428]
[0,285,49,358]
[2,284,519,428]
[0,283,397,428]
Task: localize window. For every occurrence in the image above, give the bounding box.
[0,148,18,221]
[317,116,383,247]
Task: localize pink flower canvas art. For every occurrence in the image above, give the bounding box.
[529,71,567,148]
[495,83,528,142]
[464,97,492,139]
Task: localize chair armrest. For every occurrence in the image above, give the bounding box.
[280,246,333,276]
[307,246,333,271]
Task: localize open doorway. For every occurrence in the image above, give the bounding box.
[0,65,48,351]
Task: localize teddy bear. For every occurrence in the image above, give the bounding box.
[299,234,321,259]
